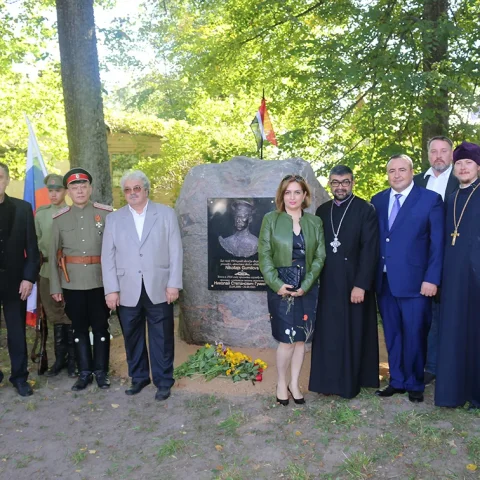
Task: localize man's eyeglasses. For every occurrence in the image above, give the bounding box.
[282,174,305,182]
[123,186,143,195]
[330,179,352,187]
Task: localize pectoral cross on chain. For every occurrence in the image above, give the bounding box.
[330,236,341,253]
[451,230,460,246]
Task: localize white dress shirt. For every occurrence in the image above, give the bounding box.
[128,201,148,241]
[388,181,415,216]
[424,165,452,200]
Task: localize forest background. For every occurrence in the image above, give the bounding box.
[1,0,480,203]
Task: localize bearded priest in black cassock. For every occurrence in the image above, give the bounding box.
[309,165,380,399]
[435,141,480,410]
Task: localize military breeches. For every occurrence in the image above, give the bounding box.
[63,288,110,336]
[39,276,71,325]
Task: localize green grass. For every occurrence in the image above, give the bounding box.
[314,403,363,432]
[467,436,480,464]
[70,450,87,465]
[212,466,244,480]
[393,410,449,450]
[156,439,187,463]
[24,400,37,411]
[212,457,249,480]
[184,394,219,410]
[105,463,119,476]
[375,432,404,459]
[338,452,376,479]
[282,462,313,479]
[15,455,35,469]
[217,412,245,436]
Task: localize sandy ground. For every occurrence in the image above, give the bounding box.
[2,317,480,480]
[110,319,390,396]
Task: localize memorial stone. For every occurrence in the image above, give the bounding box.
[175,156,330,347]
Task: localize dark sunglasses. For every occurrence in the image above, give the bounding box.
[282,174,305,182]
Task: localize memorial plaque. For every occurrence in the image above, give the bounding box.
[208,197,275,290]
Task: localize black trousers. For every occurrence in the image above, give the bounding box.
[0,291,28,384]
[63,288,109,336]
[117,284,174,389]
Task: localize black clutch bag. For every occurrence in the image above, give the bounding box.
[277,264,302,291]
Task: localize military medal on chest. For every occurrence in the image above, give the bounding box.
[95,214,103,229]
[330,195,355,253]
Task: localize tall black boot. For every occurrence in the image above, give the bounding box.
[71,332,93,391]
[93,333,110,389]
[45,324,68,377]
[64,325,78,378]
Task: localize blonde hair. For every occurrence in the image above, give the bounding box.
[275,174,312,212]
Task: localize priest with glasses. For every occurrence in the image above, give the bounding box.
[309,165,380,399]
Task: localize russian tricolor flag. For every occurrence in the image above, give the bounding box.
[24,115,49,327]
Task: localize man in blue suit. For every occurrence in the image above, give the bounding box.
[371,154,445,403]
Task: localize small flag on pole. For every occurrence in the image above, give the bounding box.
[24,115,49,327]
[250,97,277,159]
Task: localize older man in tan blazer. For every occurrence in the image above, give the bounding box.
[101,170,183,401]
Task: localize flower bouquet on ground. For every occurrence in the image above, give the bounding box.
[174,342,267,383]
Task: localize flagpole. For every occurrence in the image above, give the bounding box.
[260,89,265,160]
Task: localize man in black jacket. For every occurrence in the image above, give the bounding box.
[413,136,458,385]
[0,162,40,396]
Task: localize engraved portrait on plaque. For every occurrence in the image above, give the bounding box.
[208,198,275,290]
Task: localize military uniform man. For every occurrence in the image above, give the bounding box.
[49,168,113,391]
[35,174,76,377]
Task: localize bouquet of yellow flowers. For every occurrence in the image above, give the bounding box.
[174,342,267,383]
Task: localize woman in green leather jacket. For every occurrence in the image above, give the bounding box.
[259,174,326,405]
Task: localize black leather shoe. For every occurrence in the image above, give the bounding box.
[155,387,171,401]
[288,386,305,405]
[276,396,289,406]
[0,370,3,384]
[126,379,151,396]
[408,391,424,403]
[14,381,33,397]
[71,373,93,391]
[375,385,406,397]
[95,372,110,389]
[424,371,436,385]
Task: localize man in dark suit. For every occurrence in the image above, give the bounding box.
[413,136,458,385]
[0,162,40,396]
[414,136,458,199]
[371,154,445,403]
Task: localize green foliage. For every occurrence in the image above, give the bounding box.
[105,109,166,136]
[174,344,226,381]
[5,0,480,201]
[174,343,267,383]
[104,0,480,198]
[0,66,68,178]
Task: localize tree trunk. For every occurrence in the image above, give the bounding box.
[421,0,449,169]
[55,0,112,204]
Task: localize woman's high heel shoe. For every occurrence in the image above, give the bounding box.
[288,386,306,405]
[276,386,289,406]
